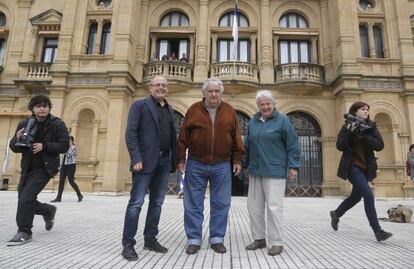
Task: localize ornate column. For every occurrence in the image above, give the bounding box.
[29,26,38,61]
[150,33,157,58]
[94,19,104,54]
[250,34,257,64]
[367,22,376,58]
[273,36,279,66]
[193,0,209,82]
[189,36,195,63]
[311,37,318,64]
[90,120,100,161]
[135,0,147,82]
[211,34,217,64]
[259,0,273,83]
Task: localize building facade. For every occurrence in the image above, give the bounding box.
[1,0,414,197]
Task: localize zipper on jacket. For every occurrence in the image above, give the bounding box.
[255,119,264,172]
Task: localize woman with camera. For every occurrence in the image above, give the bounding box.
[330,101,393,242]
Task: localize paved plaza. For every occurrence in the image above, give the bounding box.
[0,191,414,268]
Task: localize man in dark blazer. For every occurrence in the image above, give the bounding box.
[121,75,177,261]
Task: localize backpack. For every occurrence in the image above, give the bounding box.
[387,205,413,223]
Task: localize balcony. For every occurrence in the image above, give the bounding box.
[275,63,325,84]
[15,62,53,86]
[210,61,259,83]
[143,61,193,82]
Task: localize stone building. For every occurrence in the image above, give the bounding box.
[1,0,414,197]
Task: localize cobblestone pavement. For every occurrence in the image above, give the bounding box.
[0,191,413,268]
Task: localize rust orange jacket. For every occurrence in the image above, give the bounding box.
[177,100,244,165]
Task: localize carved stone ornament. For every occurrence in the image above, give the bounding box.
[358,80,403,90]
[68,78,112,85]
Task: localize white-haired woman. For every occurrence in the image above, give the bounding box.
[243,90,300,256]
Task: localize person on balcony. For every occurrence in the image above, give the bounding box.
[243,90,300,256]
[161,54,168,61]
[169,52,177,61]
[330,101,393,242]
[121,75,177,261]
[177,77,244,255]
[150,52,159,62]
[179,53,188,63]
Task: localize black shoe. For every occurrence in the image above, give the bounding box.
[43,205,57,231]
[375,230,393,242]
[50,198,61,203]
[78,195,83,202]
[122,245,138,261]
[143,239,168,253]
[330,210,339,231]
[246,239,267,250]
[211,243,226,253]
[6,232,32,246]
[186,244,200,254]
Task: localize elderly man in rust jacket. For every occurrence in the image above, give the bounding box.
[177,77,244,255]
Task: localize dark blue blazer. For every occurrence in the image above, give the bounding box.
[125,96,177,174]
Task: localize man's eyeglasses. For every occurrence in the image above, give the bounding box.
[151,83,168,88]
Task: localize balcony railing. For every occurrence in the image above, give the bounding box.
[18,62,52,79]
[275,63,325,84]
[143,61,193,82]
[210,61,259,83]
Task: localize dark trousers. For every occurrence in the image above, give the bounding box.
[17,169,55,235]
[56,164,81,199]
[335,165,381,233]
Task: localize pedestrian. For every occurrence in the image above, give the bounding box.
[407,144,414,181]
[121,75,177,261]
[177,77,244,254]
[51,136,83,202]
[7,95,69,246]
[243,90,300,256]
[330,101,393,241]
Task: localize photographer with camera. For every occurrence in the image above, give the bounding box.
[7,95,69,246]
[329,101,393,242]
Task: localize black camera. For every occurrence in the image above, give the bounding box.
[343,113,372,134]
[14,117,37,150]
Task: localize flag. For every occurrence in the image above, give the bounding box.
[231,0,239,61]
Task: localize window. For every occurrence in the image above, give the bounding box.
[279,40,310,64]
[219,12,249,27]
[359,25,369,57]
[160,12,189,27]
[373,25,384,58]
[0,38,5,65]
[157,39,189,61]
[100,22,111,54]
[87,23,97,54]
[279,13,308,28]
[218,40,250,62]
[97,0,111,7]
[42,38,58,63]
[0,12,6,27]
[359,0,374,11]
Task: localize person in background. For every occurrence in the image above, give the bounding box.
[51,136,83,203]
[169,52,177,61]
[330,101,393,242]
[407,144,414,181]
[243,90,300,256]
[179,53,188,62]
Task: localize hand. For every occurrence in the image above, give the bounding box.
[178,163,186,174]
[347,122,357,132]
[133,162,143,171]
[233,164,241,176]
[16,128,24,140]
[32,143,43,154]
[288,168,298,181]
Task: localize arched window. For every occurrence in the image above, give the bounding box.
[100,22,111,54]
[219,11,249,27]
[359,0,375,10]
[97,0,112,7]
[86,23,97,54]
[359,24,369,57]
[160,12,189,27]
[279,13,308,28]
[0,12,6,27]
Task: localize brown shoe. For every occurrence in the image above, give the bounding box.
[246,239,266,250]
[210,243,226,253]
[268,245,283,256]
[186,244,200,254]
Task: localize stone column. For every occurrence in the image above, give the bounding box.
[189,36,195,63]
[90,120,100,161]
[150,33,157,59]
[135,0,147,81]
[311,37,318,64]
[193,0,209,82]
[320,0,333,81]
[367,22,376,58]
[250,34,257,64]
[94,19,104,54]
[211,34,217,64]
[259,0,273,83]
[273,36,279,66]
[29,26,38,61]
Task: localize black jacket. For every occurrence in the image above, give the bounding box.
[10,115,70,177]
[336,122,384,181]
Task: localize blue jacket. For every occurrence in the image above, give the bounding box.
[125,96,177,174]
[243,111,300,178]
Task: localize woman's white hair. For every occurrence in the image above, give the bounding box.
[202,77,224,94]
[256,90,276,106]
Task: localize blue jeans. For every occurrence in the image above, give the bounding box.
[184,159,231,246]
[335,165,381,233]
[122,156,171,247]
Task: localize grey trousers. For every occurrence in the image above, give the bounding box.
[247,175,286,247]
